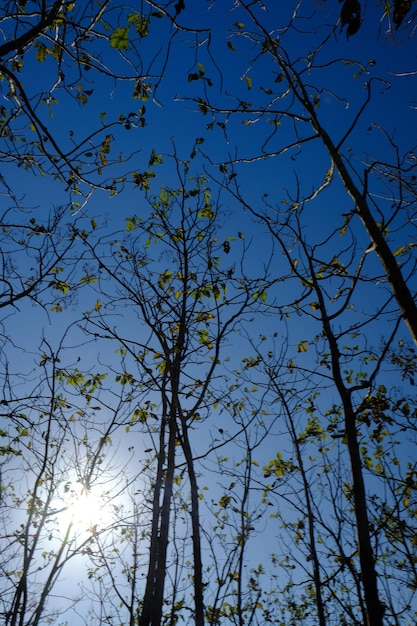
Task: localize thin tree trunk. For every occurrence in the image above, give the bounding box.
[277,387,328,626]
[239,6,417,346]
[310,261,385,626]
[139,414,176,626]
[179,420,205,626]
[140,385,177,626]
[315,122,417,347]
[152,418,176,626]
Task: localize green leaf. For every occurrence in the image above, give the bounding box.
[125,216,136,231]
[219,494,231,508]
[52,281,70,294]
[149,149,163,166]
[80,273,98,285]
[133,80,150,101]
[127,13,150,37]
[110,27,130,50]
[252,289,267,303]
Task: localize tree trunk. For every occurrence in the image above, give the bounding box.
[312,269,385,626]
[179,419,205,626]
[240,11,417,346]
[315,121,417,347]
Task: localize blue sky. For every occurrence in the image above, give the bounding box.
[1,2,417,625]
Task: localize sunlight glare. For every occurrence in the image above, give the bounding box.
[62,481,110,535]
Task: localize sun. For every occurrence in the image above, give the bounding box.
[59,479,111,536]
[71,485,102,528]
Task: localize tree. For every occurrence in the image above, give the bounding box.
[0,329,139,626]
[238,202,417,625]
[188,1,417,345]
[0,1,160,201]
[80,157,271,625]
[1,1,417,625]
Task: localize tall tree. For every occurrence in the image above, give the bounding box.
[2,2,417,625]
[81,157,270,624]
[0,330,137,626]
[0,1,161,199]
[238,188,417,625]
[198,0,417,345]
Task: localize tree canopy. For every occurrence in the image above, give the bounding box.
[1,2,416,626]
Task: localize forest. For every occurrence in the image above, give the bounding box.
[0,2,417,625]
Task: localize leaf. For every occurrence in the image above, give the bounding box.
[52,281,70,293]
[100,135,111,154]
[149,149,163,166]
[95,300,102,311]
[127,13,150,37]
[393,0,412,28]
[244,76,252,90]
[110,27,130,50]
[80,273,98,285]
[219,495,231,508]
[125,217,137,231]
[339,0,361,39]
[36,44,47,63]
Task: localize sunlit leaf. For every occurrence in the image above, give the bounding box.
[110,27,130,49]
[244,76,252,90]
